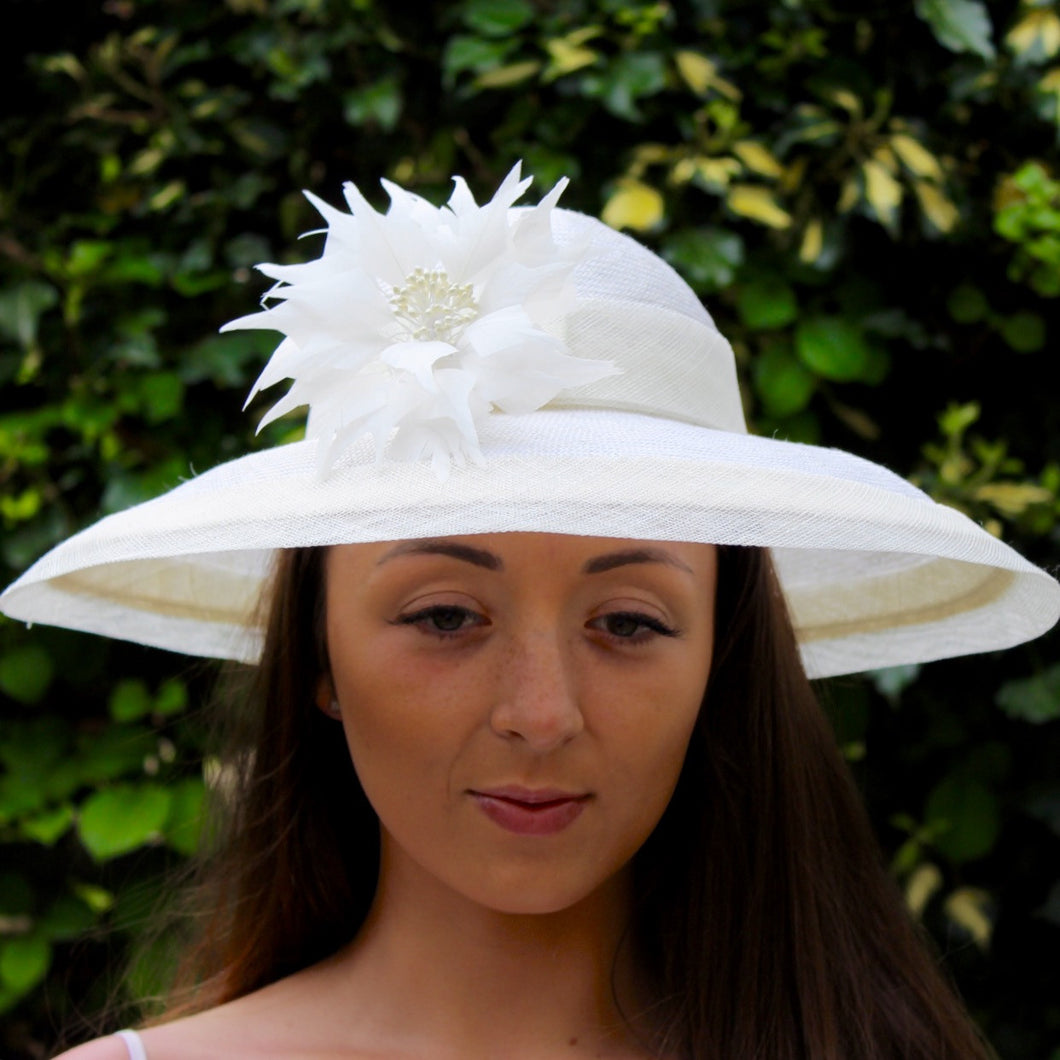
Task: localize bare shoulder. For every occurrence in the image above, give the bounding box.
[54,957,374,1060]
[53,1038,130,1060]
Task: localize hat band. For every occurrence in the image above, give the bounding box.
[541,299,746,432]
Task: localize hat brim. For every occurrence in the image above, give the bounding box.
[2,408,1057,678]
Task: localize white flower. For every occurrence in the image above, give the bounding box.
[221,163,620,478]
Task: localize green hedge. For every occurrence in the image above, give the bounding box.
[1,1,1058,1056]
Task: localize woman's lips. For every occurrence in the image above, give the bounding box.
[470,787,590,836]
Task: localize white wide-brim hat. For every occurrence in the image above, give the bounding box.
[2,167,1058,679]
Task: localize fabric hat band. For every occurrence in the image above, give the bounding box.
[533,299,746,434]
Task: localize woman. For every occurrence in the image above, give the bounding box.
[4,165,1058,1059]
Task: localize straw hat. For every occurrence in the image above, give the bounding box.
[2,165,1057,678]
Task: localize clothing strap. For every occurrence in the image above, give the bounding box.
[114,1029,147,1060]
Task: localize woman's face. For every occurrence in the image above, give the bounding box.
[321,532,716,916]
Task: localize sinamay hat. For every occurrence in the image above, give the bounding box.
[2,165,1058,678]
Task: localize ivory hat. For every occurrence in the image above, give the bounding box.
[2,166,1057,678]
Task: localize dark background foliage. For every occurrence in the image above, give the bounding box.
[1,1,1058,1057]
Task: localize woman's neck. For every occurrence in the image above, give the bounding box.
[320,841,652,1059]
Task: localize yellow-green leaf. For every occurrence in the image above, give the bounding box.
[944,887,993,949]
[672,156,741,187]
[1006,8,1060,62]
[627,144,669,168]
[543,29,601,80]
[129,147,166,177]
[827,87,862,114]
[726,185,792,229]
[890,133,944,180]
[147,180,185,212]
[732,140,784,178]
[674,50,741,99]
[838,175,860,213]
[871,143,900,174]
[675,50,715,93]
[973,481,1053,515]
[915,180,960,232]
[780,156,808,193]
[862,159,904,224]
[799,218,825,264]
[601,178,665,232]
[475,60,541,89]
[905,863,943,917]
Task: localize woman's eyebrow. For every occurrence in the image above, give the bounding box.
[377,541,503,570]
[583,548,694,575]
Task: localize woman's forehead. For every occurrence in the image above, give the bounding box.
[329,532,717,573]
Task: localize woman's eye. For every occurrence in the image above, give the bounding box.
[592,611,677,642]
[398,605,484,636]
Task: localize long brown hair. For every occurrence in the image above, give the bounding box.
[162,544,992,1059]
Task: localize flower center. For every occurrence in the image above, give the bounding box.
[389,267,479,343]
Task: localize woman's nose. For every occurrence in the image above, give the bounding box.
[489,630,584,752]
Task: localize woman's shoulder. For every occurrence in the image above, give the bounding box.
[54,1037,133,1060]
[53,960,371,1060]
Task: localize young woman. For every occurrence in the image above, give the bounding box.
[4,165,1057,1059]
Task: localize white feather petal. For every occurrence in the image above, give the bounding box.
[221,162,620,478]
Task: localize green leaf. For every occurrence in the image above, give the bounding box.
[165,777,206,856]
[154,677,188,717]
[442,35,515,83]
[74,725,155,784]
[100,457,188,514]
[0,719,72,815]
[65,240,112,278]
[999,311,1046,352]
[0,282,58,350]
[661,228,744,292]
[914,0,996,60]
[20,804,74,845]
[996,665,1060,723]
[37,894,97,941]
[0,872,33,916]
[109,679,153,722]
[343,75,402,131]
[138,371,185,424]
[462,0,536,37]
[0,645,55,704]
[78,784,172,861]
[180,331,273,386]
[0,935,51,994]
[947,284,989,323]
[794,316,871,381]
[72,882,114,915]
[925,774,999,863]
[584,52,668,121]
[754,345,816,417]
[736,277,798,330]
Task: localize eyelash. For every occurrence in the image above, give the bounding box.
[590,611,679,644]
[396,606,678,644]
[396,605,486,638]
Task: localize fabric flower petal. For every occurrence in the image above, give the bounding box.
[222,162,621,477]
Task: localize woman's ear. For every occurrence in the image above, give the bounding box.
[315,676,341,719]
